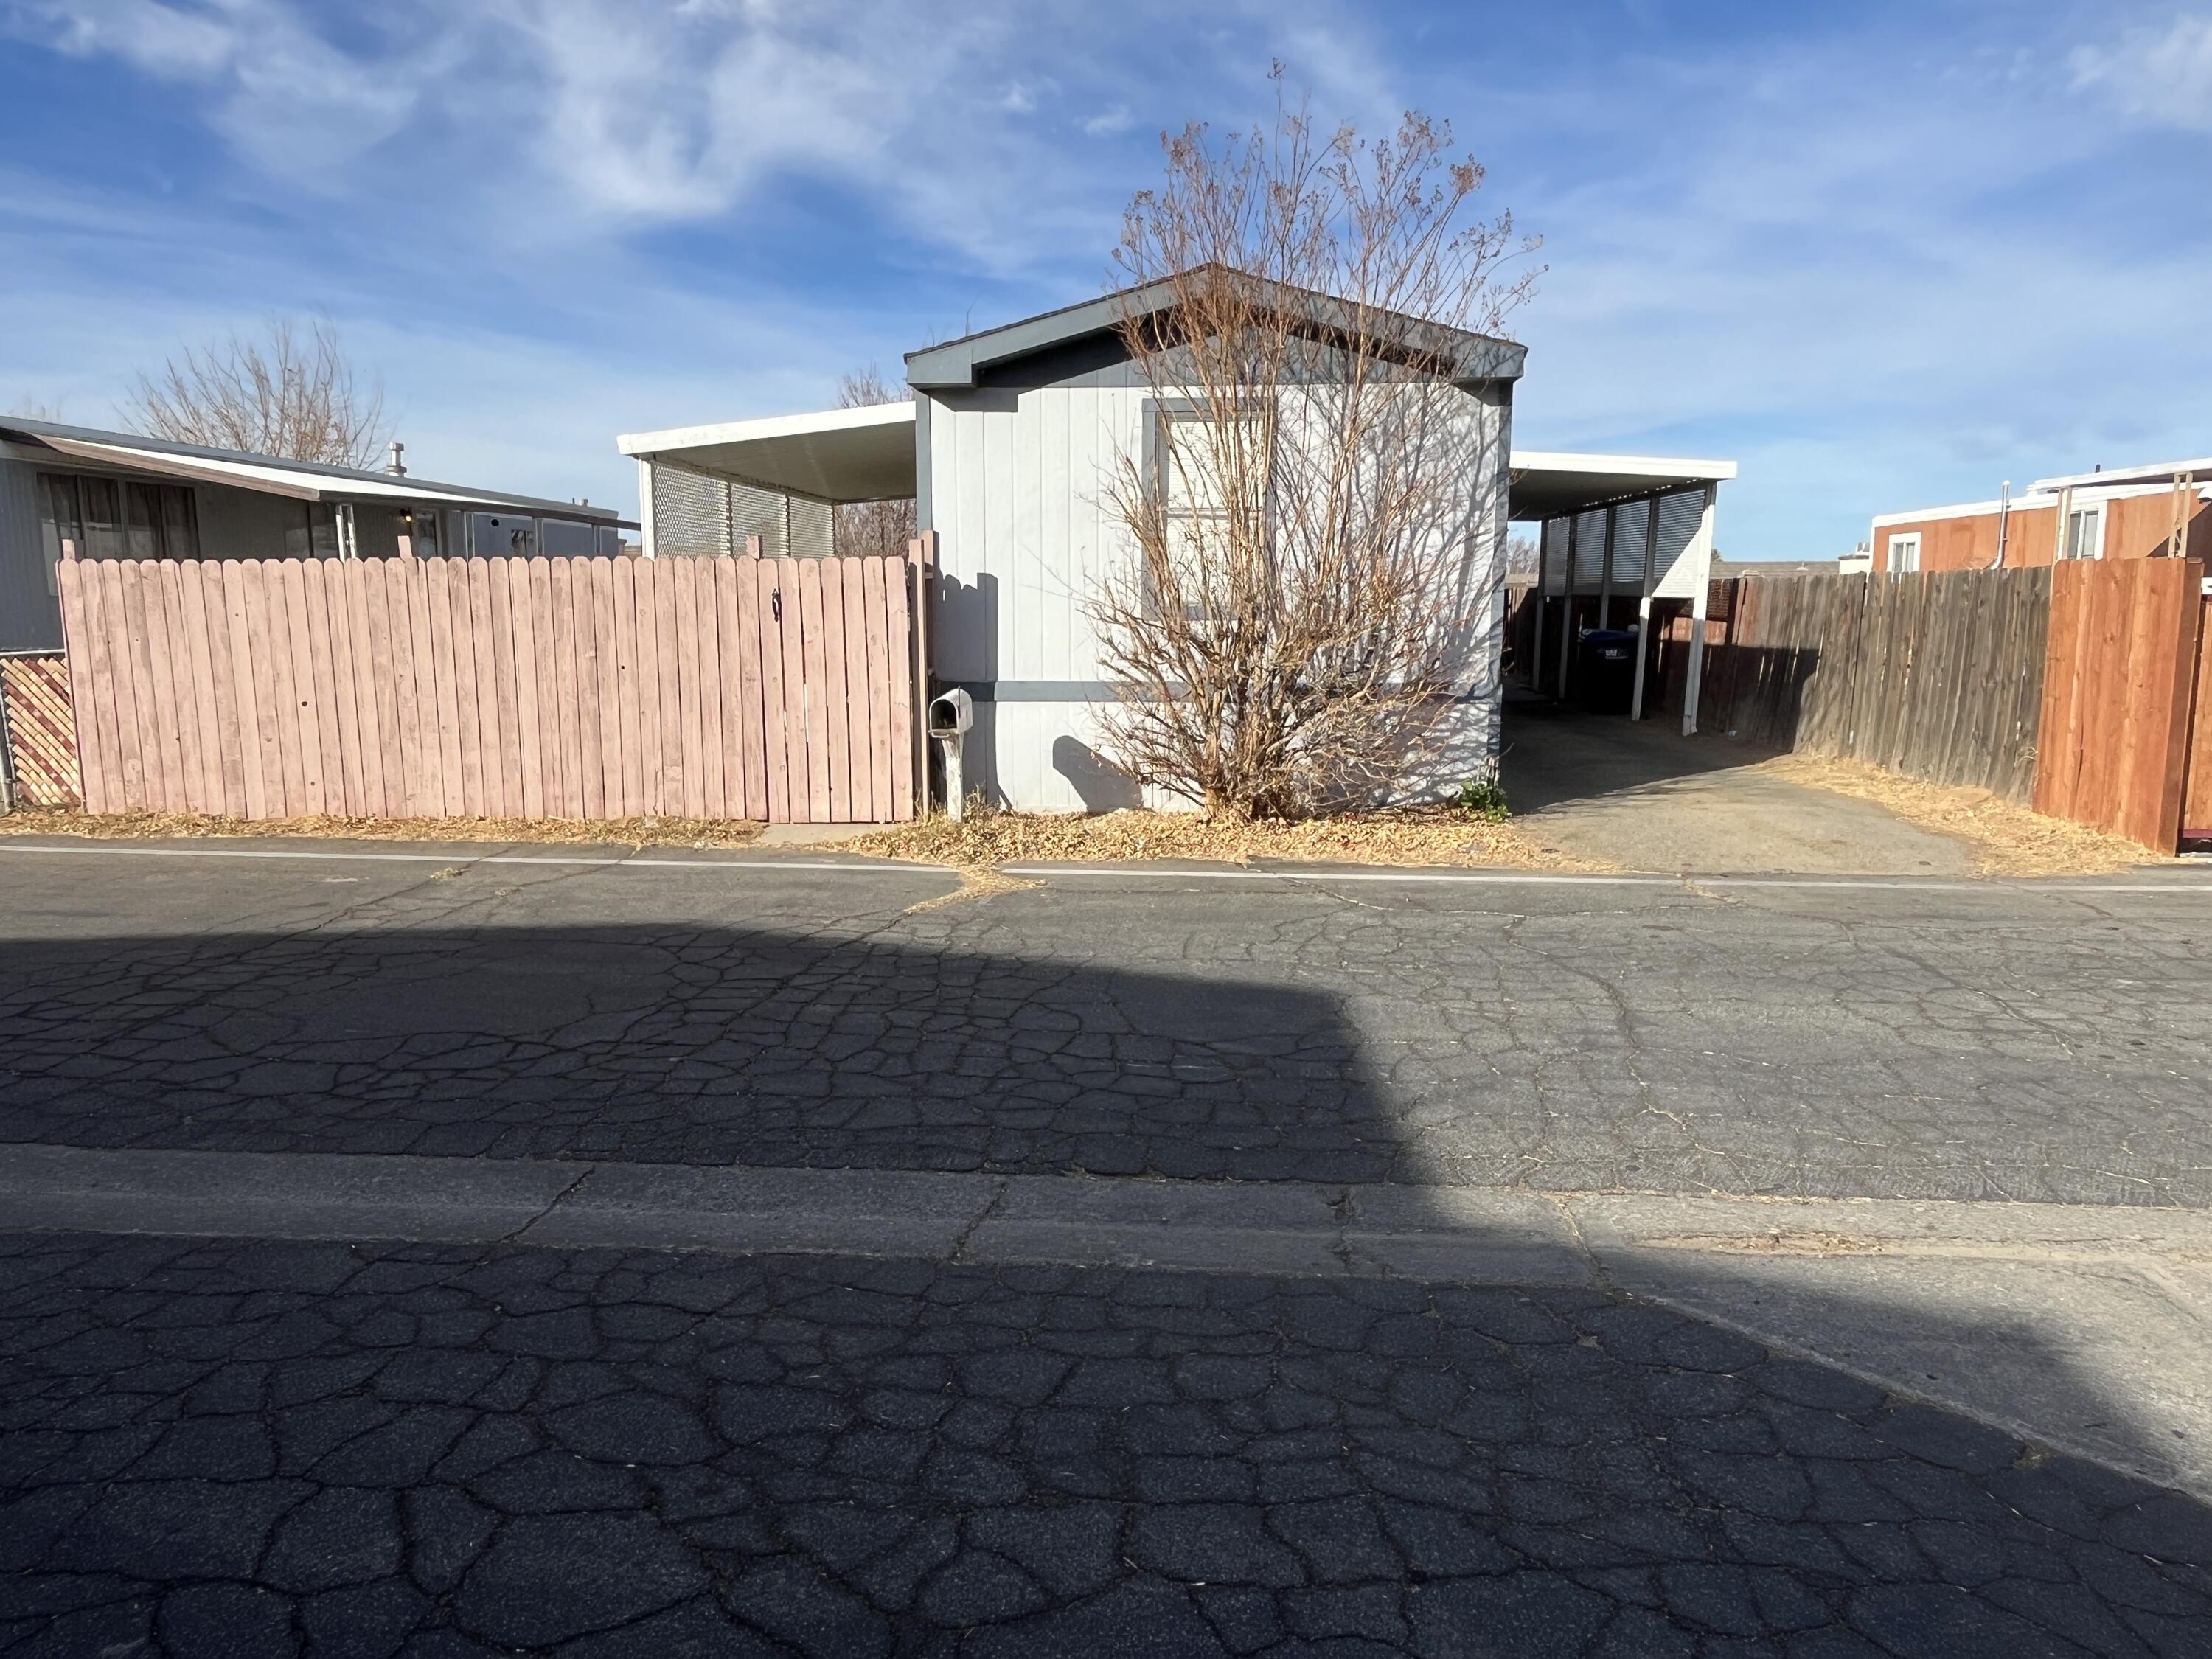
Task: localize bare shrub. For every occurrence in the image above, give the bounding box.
[124,318,388,467]
[835,366,919,559]
[1093,77,1540,818]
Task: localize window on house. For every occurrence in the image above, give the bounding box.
[285,503,344,560]
[1153,406,1266,620]
[36,474,198,590]
[2062,502,2105,560]
[1885,532,1921,573]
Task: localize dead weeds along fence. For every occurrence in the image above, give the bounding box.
[1697,561,2209,851]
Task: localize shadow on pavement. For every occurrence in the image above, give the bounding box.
[3,914,2211,1652]
[0,1230,2207,1657]
[1499,692,1770,817]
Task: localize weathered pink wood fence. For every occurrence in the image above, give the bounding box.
[55,553,917,824]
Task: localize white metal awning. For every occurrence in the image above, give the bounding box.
[1508,451,1736,520]
[619,403,918,504]
[616,401,1736,524]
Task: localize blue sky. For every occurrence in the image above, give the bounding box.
[0,1,2206,559]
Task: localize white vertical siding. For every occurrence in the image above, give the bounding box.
[926,380,1510,813]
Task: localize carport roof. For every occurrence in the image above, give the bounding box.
[1508,451,1736,520]
[618,403,918,504]
[616,403,1736,516]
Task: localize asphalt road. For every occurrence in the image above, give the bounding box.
[2,843,2209,1205]
[4,841,2212,1657]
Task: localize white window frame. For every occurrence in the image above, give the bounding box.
[1885,532,1921,574]
[2062,501,2106,561]
[1145,400,1272,622]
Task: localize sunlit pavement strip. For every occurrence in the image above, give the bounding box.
[6,1142,2211,1499]
[5,838,2212,892]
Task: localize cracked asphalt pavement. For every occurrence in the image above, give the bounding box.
[2,846,2209,1204]
[3,844,2211,1655]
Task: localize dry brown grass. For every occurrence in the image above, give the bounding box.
[0,807,764,849]
[847,804,1603,872]
[1754,752,2161,877]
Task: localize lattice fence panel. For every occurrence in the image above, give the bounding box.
[1,654,82,807]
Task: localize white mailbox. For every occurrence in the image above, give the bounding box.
[926,689,974,820]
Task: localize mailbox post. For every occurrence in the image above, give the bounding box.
[926,689,974,822]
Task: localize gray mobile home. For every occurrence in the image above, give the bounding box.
[0,419,630,653]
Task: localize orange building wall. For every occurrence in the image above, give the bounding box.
[1872,495,2207,572]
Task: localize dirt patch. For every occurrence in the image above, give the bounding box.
[1753,754,2161,877]
[0,807,765,850]
[847,804,1604,872]
[900,866,1045,914]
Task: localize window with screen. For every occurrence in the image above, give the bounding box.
[1886,532,1921,573]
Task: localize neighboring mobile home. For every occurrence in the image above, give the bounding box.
[0,418,632,652]
[1870,456,2211,575]
[621,274,1736,812]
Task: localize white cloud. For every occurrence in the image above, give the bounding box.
[2071,13,2212,130]
[7,0,2208,562]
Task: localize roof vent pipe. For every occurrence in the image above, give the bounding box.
[385,441,407,477]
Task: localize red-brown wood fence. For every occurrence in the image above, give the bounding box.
[2036,559,2205,850]
[52,552,917,824]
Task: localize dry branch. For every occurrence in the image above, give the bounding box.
[1091,74,1541,818]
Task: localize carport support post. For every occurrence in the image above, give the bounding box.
[1557,515,1577,700]
[1529,519,1548,692]
[1682,484,1717,736]
[1630,494,1660,723]
[637,460,658,558]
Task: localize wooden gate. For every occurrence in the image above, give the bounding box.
[54,552,918,824]
[2034,559,2203,850]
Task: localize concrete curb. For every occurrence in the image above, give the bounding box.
[5,1144,2209,1498]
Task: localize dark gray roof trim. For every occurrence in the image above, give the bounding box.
[904,269,1526,391]
[0,416,620,523]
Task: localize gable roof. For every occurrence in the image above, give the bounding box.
[904,267,1527,391]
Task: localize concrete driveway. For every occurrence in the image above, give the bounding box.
[4,841,2212,1655]
[1501,697,1978,875]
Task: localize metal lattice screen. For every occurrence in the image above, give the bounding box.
[650,463,843,559]
[1541,518,1569,592]
[1610,501,1651,592]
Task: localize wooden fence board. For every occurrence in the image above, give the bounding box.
[611,556,644,818]
[886,557,916,818]
[43,552,917,827]
[863,560,894,820]
[757,559,791,823]
[734,562,768,820]
[839,557,874,824]
[2182,597,2212,844]
[549,557,583,821]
